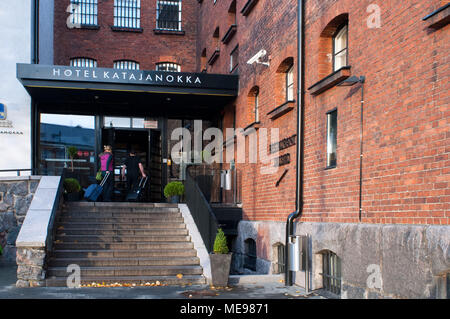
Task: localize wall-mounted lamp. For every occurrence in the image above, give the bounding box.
[337,75,365,87]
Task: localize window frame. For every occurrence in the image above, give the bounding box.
[70,0,99,27]
[326,108,337,169]
[113,0,141,29]
[156,62,181,72]
[156,0,182,31]
[332,24,348,72]
[254,90,259,123]
[321,250,342,295]
[70,57,98,68]
[230,45,239,73]
[286,65,295,101]
[113,60,140,70]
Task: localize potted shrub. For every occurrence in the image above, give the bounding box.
[210,228,233,287]
[63,178,81,201]
[164,181,185,203]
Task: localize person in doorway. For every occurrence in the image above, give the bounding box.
[121,149,146,192]
[99,145,114,201]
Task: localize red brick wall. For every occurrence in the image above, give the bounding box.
[198,0,449,225]
[54,0,198,71]
[302,0,449,225]
[197,0,299,222]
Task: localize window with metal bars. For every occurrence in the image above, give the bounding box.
[156,62,181,72]
[156,0,182,31]
[114,60,140,70]
[114,0,141,29]
[322,250,341,295]
[70,57,98,68]
[70,0,98,26]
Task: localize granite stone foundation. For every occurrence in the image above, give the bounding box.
[0,177,40,262]
[234,220,450,299]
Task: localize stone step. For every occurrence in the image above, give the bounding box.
[45,275,206,287]
[57,217,185,223]
[56,228,189,236]
[48,256,200,267]
[57,222,186,230]
[59,212,182,218]
[54,234,191,243]
[64,202,179,209]
[62,208,181,214]
[51,249,198,258]
[53,241,194,250]
[47,265,203,277]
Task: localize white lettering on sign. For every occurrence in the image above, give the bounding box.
[51,68,204,86]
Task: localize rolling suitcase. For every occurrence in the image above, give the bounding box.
[125,176,148,202]
[83,171,110,202]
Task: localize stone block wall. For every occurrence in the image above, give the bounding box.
[0,177,40,262]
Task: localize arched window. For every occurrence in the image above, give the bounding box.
[244,238,257,271]
[333,24,348,71]
[114,60,140,70]
[276,57,295,104]
[318,14,349,78]
[70,57,97,68]
[247,86,260,124]
[322,250,341,295]
[156,62,181,72]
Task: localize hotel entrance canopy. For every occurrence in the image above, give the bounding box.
[17,63,239,118]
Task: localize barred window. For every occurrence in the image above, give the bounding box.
[156,62,181,72]
[114,60,140,70]
[70,57,98,68]
[156,0,182,31]
[322,250,341,295]
[70,0,98,26]
[114,0,141,29]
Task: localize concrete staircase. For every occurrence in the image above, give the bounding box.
[45,202,206,287]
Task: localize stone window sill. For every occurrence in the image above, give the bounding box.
[308,66,351,96]
[73,24,100,30]
[241,0,259,16]
[222,25,237,44]
[243,121,260,135]
[422,3,450,30]
[111,26,143,33]
[267,100,295,120]
[153,29,185,36]
[208,49,220,66]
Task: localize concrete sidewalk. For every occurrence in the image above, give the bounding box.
[0,262,324,299]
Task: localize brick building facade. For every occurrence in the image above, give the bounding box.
[17,0,449,298]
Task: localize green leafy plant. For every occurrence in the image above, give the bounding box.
[213,228,229,254]
[67,146,78,172]
[63,178,81,194]
[164,181,185,198]
[0,245,3,255]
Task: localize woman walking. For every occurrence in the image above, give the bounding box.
[99,145,114,201]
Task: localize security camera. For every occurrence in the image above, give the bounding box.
[247,49,270,66]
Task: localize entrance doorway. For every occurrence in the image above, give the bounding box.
[102,127,162,202]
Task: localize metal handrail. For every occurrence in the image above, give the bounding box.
[184,165,219,253]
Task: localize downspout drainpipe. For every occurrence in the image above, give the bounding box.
[285,0,304,287]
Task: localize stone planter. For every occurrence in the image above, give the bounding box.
[210,253,232,287]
